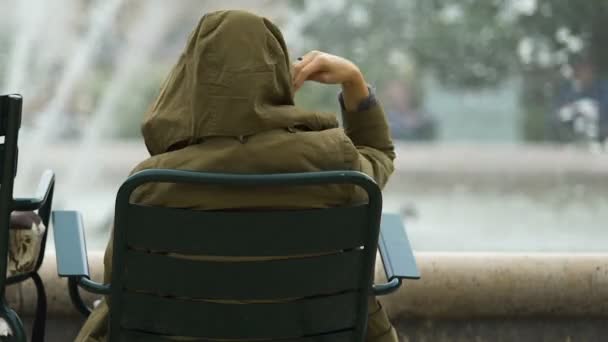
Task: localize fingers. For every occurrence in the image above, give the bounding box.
[292,52,314,89]
[299,50,318,62]
[292,51,315,80]
[292,51,354,91]
[292,50,323,91]
[294,60,321,90]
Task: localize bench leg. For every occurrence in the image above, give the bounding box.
[30,273,46,342]
[0,304,26,342]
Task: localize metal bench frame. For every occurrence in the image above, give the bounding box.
[0,94,55,342]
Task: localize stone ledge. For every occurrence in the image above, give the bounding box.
[7,252,608,318]
[380,252,608,319]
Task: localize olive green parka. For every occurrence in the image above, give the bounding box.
[76,10,397,342]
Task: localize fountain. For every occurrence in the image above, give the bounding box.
[1,0,48,95]
[17,0,127,189]
[62,1,180,198]
[2,1,608,340]
[0,0,605,249]
[2,0,290,242]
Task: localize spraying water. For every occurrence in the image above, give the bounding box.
[16,0,126,190]
[1,0,47,95]
[64,0,281,191]
[63,0,180,192]
[3,0,293,235]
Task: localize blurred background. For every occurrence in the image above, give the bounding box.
[0,0,606,252]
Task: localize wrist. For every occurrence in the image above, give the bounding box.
[342,66,364,88]
[341,69,369,111]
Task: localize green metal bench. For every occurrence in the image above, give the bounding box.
[0,95,55,342]
[53,169,419,341]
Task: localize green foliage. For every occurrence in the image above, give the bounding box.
[519,0,608,75]
[293,0,608,87]
[411,1,519,89]
[290,0,608,140]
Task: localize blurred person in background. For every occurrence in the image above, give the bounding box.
[76,10,399,342]
[382,79,436,141]
[553,52,608,146]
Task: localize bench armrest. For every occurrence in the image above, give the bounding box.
[373,213,420,295]
[13,169,55,211]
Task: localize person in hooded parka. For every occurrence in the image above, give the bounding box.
[76,10,399,342]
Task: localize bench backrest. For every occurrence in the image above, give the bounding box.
[0,94,21,291]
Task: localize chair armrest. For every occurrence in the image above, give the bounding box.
[13,169,55,211]
[53,210,110,294]
[373,213,420,296]
[52,211,110,294]
[53,210,110,317]
[53,210,90,278]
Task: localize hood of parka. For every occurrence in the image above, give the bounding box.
[141,10,338,155]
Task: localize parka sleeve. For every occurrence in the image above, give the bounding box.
[340,91,396,188]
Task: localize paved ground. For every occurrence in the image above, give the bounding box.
[14,316,608,342]
[21,316,83,341]
[397,318,608,342]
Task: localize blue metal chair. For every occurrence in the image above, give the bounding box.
[53,169,419,341]
[0,95,55,342]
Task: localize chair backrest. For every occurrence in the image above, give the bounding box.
[0,94,21,292]
[109,169,383,342]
